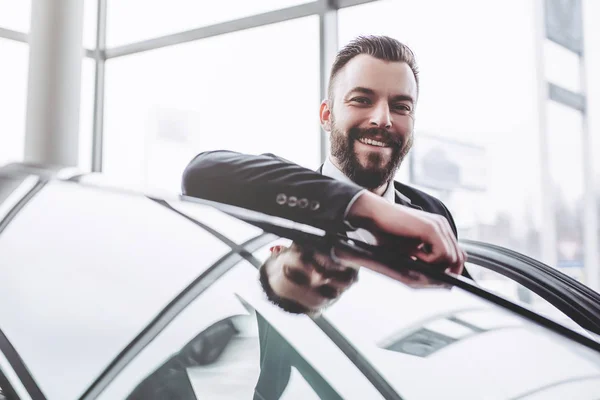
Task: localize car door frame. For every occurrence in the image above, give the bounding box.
[461,239,600,336]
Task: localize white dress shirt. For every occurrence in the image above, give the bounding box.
[321,157,396,245]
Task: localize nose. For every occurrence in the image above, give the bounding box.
[369,102,392,129]
[310,271,331,286]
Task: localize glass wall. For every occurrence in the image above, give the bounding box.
[583,0,600,287]
[0,0,30,167]
[546,100,586,278]
[339,0,544,259]
[0,0,31,32]
[103,16,320,193]
[0,0,96,170]
[83,0,98,51]
[541,0,595,283]
[106,0,314,47]
[0,38,29,166]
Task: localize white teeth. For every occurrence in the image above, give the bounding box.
[358,138,387,147]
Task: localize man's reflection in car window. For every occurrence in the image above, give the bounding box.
[259,242,450,315]
[259,243,359,315]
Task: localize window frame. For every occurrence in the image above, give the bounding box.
[0,328,41,399]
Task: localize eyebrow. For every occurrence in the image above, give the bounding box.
[346,86,376,97]
[346,86,414,104]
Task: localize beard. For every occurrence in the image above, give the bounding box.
[330,122,413,190]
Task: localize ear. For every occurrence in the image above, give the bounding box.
[320,100,332,132]
[269,245,287,256]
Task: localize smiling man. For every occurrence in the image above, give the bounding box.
[182,35,466,314]
[323,47,418,196]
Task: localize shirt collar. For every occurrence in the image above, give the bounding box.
[322,157,396,205]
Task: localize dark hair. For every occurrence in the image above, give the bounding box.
[327,35,419,100]
[259,255,312,315]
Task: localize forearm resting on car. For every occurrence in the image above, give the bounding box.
[346,191,466,272]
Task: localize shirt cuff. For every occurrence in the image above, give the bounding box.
[343,189,366,231]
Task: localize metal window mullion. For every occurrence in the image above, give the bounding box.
[579,0,599,291]
[318,0,338,163]
[91,0,107,172]
[0,27,27,43]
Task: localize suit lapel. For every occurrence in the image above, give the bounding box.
[395,188,423,210]
[394,182,423,210]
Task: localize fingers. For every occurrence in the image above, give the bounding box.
[368,202,466,271]
[408,214,465,272]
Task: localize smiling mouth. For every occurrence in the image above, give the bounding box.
[357,137,390,148]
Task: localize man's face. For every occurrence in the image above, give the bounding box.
[265,245,359,312]
[321,54,417,190]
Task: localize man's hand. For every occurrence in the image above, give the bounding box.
[346,191,466,272]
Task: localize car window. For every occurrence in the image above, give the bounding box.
[98,261,383,400]
[0,181,231,400]
[320,262,600,400]
[465,262,593,335]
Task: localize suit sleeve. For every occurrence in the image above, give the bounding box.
[181,150,364,232]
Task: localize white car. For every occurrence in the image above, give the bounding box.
[0,163,599,400]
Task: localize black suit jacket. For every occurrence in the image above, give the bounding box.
[182,150,458,238]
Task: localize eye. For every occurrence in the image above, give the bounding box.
[392,103,411,113]
[350,97,371,105]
